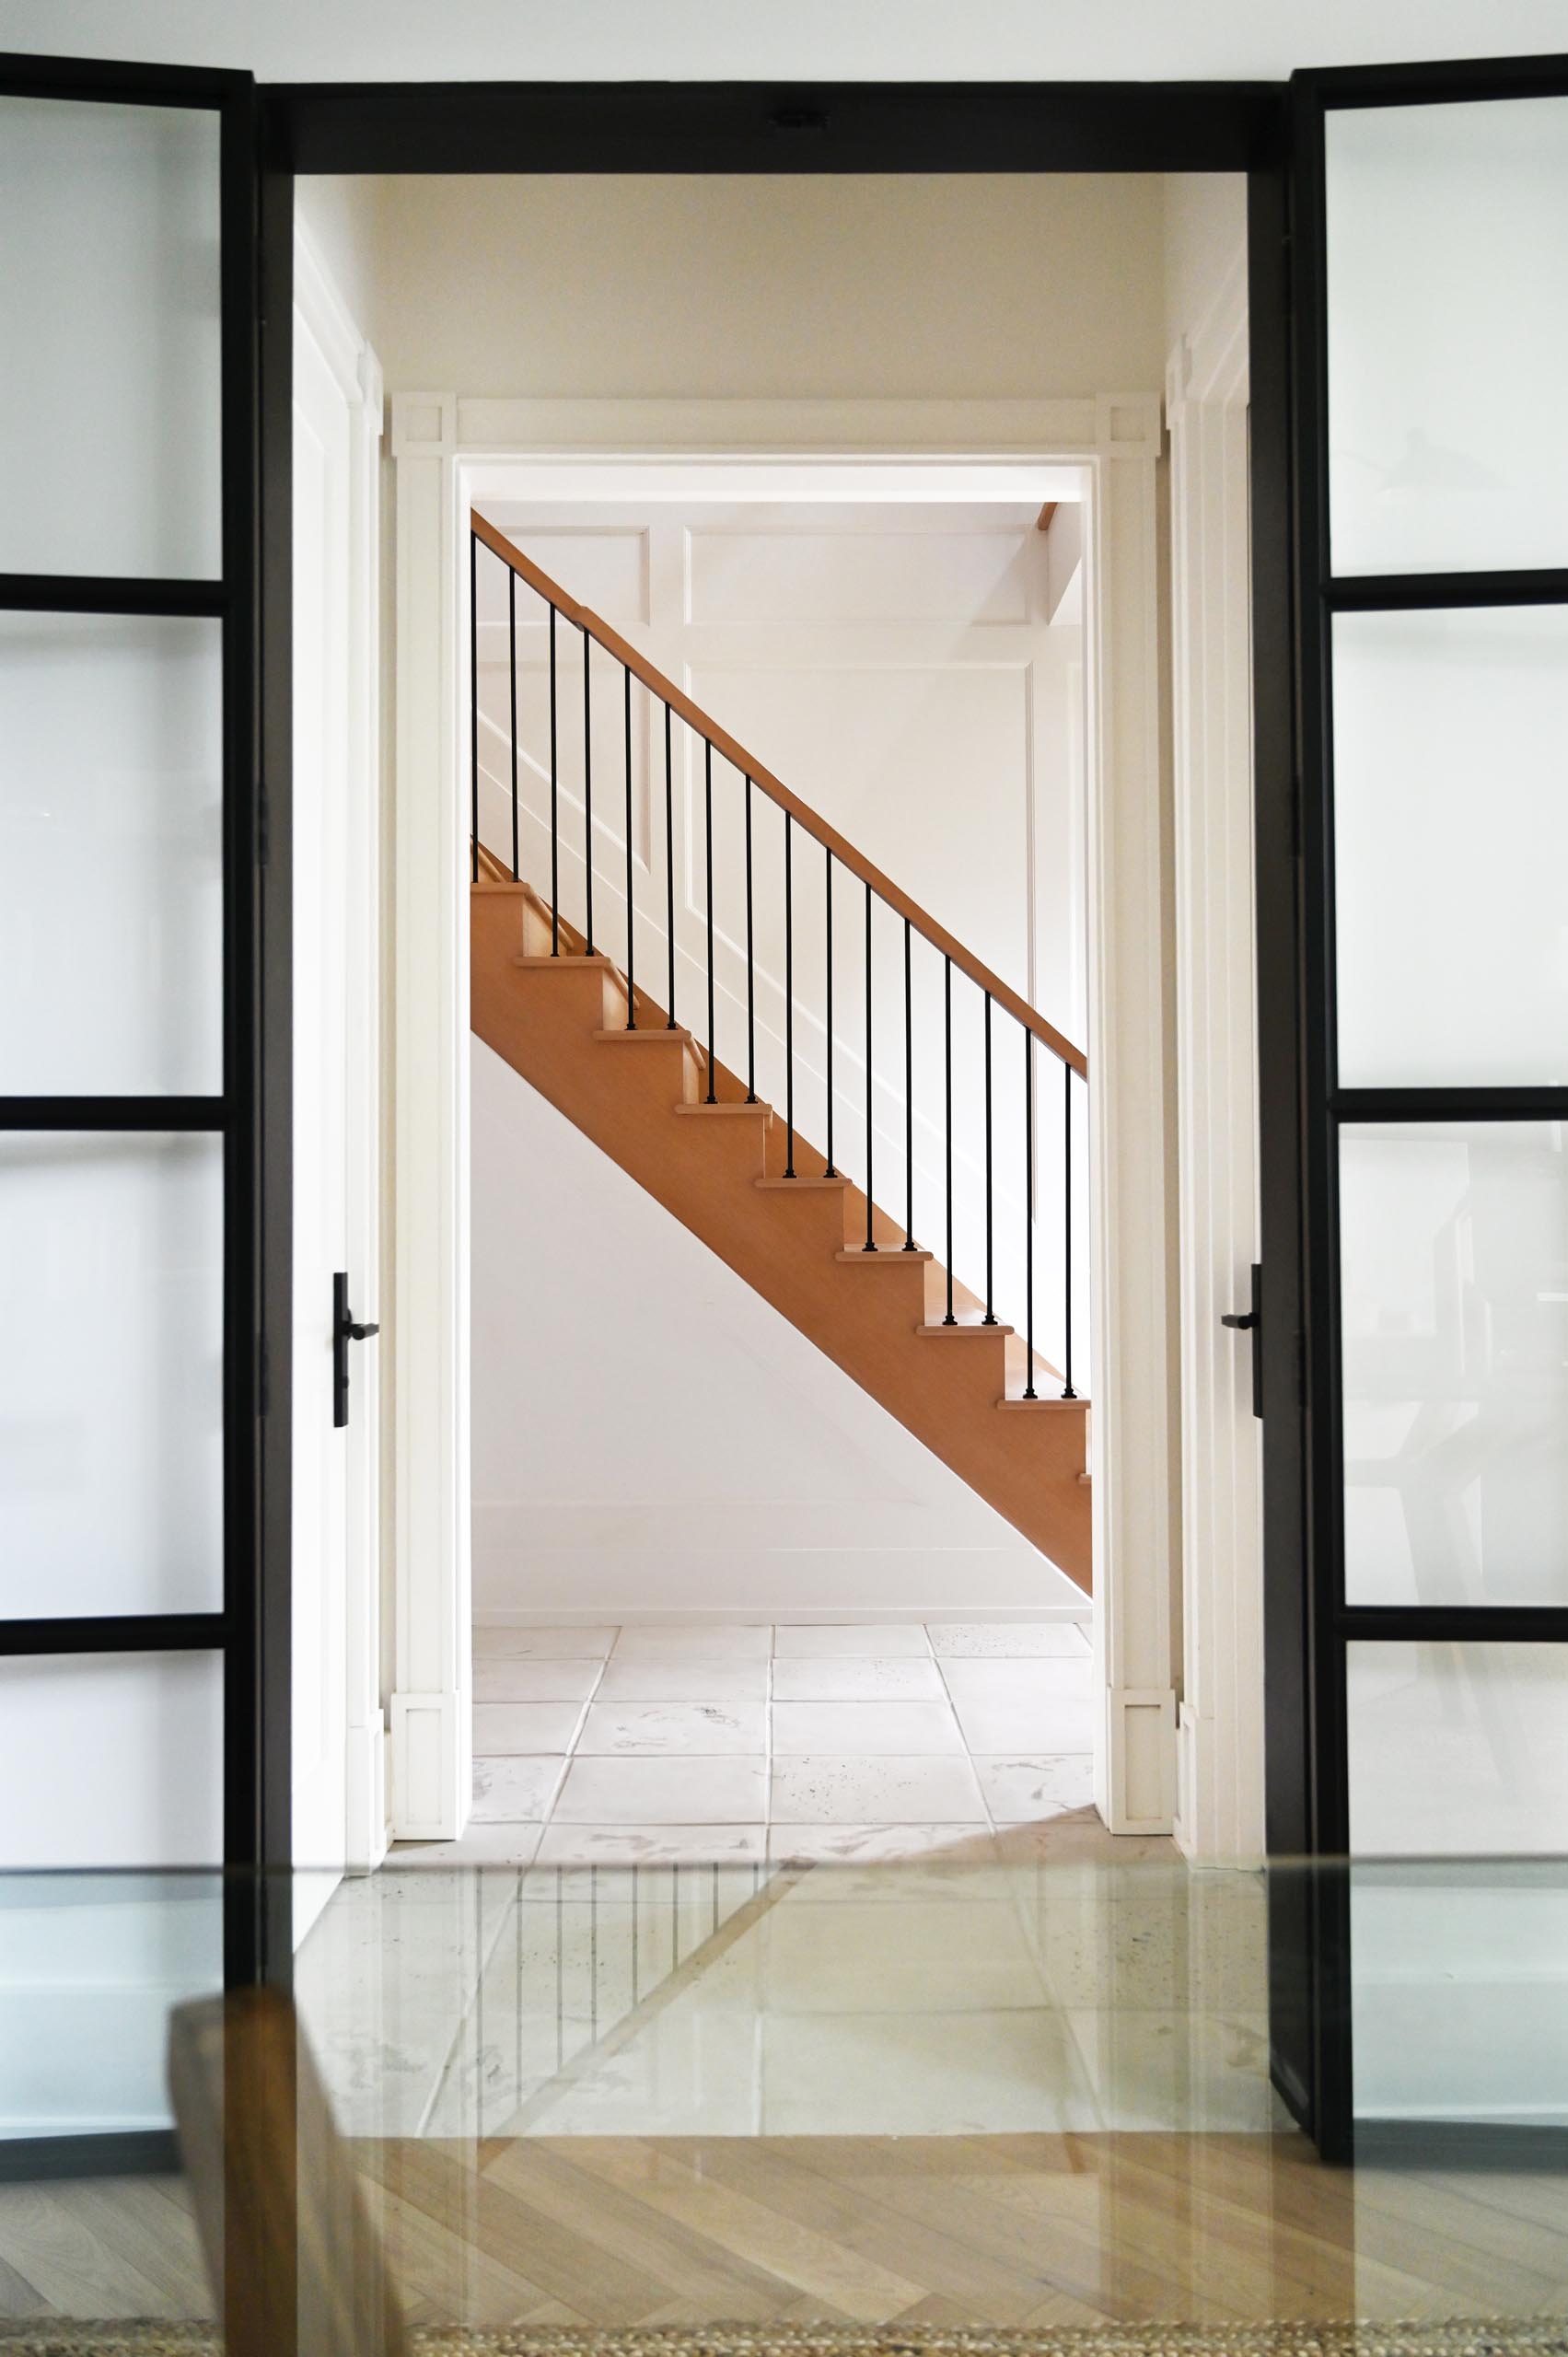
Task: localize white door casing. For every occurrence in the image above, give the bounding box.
[389,394,1174,1842]
[292,223,386,1911]
[1167,247,1267,1866]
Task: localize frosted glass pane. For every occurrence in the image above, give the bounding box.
[1333,606,1568,1087]
[1340,1124,1568,1608]
[1348,1644,1568,2124]
[0,1875,221,2141]
[1326,96,1568,576]
[0,1655,223,1865]
[0,1134,223,1619]
[0,613,223,1094]
[0,97,221,579]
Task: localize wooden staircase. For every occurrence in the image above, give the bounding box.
[471,854,1092,1590]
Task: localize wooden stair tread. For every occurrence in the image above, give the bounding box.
[997,1394,1087,1411]
[516,951,620,973]
[755,1174,850,1191]
[834,1247,934,1264]
[674,1100,772,1120]
[593,1027,697,1046]
[917,1320,1015,1339]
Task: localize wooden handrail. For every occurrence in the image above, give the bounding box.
[470,509,1088,1079]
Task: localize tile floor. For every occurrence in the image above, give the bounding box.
[434,1618,1096,1869]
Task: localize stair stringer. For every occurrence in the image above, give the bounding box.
[471,884,1091,1591]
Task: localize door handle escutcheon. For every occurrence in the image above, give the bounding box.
[1221,1262,1263,1420]
[333,1271,378,1429]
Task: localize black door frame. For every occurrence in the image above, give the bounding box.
[1275,48,1568,2164]
[0,49,290,2180]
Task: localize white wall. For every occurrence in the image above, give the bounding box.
[311,174,1167,402]
[471,1038,1083,1620]
[6,0,1565,82]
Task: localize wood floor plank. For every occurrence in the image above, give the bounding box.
[0,2183,199,2322]
[484,2140,821,2320]
[553,2138,928,2323]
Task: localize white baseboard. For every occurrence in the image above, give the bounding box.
[471,1603,1092,1627]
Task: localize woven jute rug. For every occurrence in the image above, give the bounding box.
[1,2321,1566,2356]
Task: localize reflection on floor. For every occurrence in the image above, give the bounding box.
[431,1618,1096,1869]
[296,1845,1272,2142]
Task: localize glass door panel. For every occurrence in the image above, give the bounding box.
[1326,94,1568,576]
[0,95,222,580]
[1333,605,1568,1087]
[0,611,224,1095]
[0,1132,224,1620]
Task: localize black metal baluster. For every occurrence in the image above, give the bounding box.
[903,918,915,1249]
[824,851,836,1177]
[703,741,716,1102]
[549,603,560,954]
[582,626,594,952]
[1063,1062,1076,1399]
[469,531,479,881]
[744,777,756,1101]
[623,665,635,1028]
[1024,1028,1037,1397]
[508,567,518,880]
[664,702,676,1026]
[982,993,996,1323]
[784,814,796,1178]
[863,882,876,1250]
[943,956,955,1324]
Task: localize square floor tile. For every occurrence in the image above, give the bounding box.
[578,1701,768,1756]
[939,1656,1094,1698]
[533,1823,769,1867]
[471,1702,585,1754]
[771,1700,964,1756]
[974,1754,1096,1823]
[771,1657,945,1701]
[756,1896,1048,2013]
[768,1824,1000,1870]
[772,1623,930,1657]
[552,1753,767,1824]
[472,1657,604,1702]
[393,1824,544,1868]
[473,1624,617,1658]
[928,1620,1091,1656]
[471,1756,566,1821]
[770,1754,986,1825]
[947,1689,1097,1755]
[610,1623,772,1661]
[596,1659,770,1703]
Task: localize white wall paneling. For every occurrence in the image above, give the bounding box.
[394,395,1168,1841]
[1165,231,1265,1864]
[292,220,387,1894]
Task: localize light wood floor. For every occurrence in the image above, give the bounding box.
[3,2133,1567,2330]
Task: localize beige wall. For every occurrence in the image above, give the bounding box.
[299,173,1167,399]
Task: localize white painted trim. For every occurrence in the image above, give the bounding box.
[294,218,389,1877]
[474,1607,1093,1630]
[1084,391,1180,1836]
[392,392,1167,1843]
[1166,246,1266,1867]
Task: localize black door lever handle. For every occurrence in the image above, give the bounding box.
[333,1271,379,1429]
[1221,1263,1263,1419]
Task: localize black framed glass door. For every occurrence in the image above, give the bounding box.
[0,52,276,2173]
[1263,51,1568,2160]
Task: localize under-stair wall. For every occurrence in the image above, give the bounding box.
[472,1035,1086,1620]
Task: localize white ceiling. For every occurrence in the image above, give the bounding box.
[3,0,1567,85]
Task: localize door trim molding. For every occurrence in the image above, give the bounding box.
[390,390,1170,1842]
